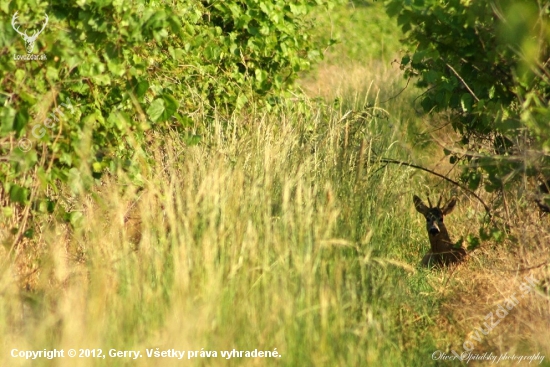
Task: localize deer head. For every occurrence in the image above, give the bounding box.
[413,194,465,267]
[11,12,49,54]
[413,195,456,237]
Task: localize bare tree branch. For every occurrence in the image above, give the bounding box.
[374,157,492,216]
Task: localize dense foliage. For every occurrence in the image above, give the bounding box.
[0,0,336,227]
[386,0,550,204]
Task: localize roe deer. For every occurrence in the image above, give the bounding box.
[413,195,466,267]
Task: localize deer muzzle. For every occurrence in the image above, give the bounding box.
[429,223,440,235]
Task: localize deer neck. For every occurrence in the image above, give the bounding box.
[429,225,453,253]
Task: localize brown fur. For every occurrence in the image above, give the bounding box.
[413,195,466,267]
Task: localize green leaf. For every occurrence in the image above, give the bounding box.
[147,98,165,122]
[14,109,30,133]
[2,206,13,217]
[460,93,473,112]
[23,228,34,239]
[92,162,102,173]
[468,171,481,191]
[498,119,521,132]
[488,85,495,99]
[236,93,248,110]
[185,134,201,146]
[466,234,480,250]
[161,94,179,122]
[136,81,149,99]
[9,185,29,204]
[0,107,16,135]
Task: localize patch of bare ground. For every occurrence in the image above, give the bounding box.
[432,208,550,364]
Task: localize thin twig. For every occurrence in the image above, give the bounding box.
[5,166,39,260]
[446,63,480,102]
[379,76,412,104]
[494,260,549,273]
[412,83,440,114]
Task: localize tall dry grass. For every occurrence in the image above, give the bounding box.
[1,99,431,366]
[1,2,549,366]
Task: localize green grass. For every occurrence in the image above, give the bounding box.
[0,98,446,366]
[311,1,403,65]
[1,2,548,367]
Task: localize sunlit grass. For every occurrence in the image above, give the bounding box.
[1,2,549,367]
[1,98,432,367]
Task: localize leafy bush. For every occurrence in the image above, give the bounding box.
[0,0,336,234]
[385,0,550,202]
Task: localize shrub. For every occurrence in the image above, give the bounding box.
[385,0,550,201]
[0,0,337,234]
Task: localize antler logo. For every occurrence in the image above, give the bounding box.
[11,12,49,54]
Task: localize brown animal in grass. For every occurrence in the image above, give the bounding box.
[413,195,466,267]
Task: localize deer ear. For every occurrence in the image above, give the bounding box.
[442,198,457,215]
[413,195,429,215]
